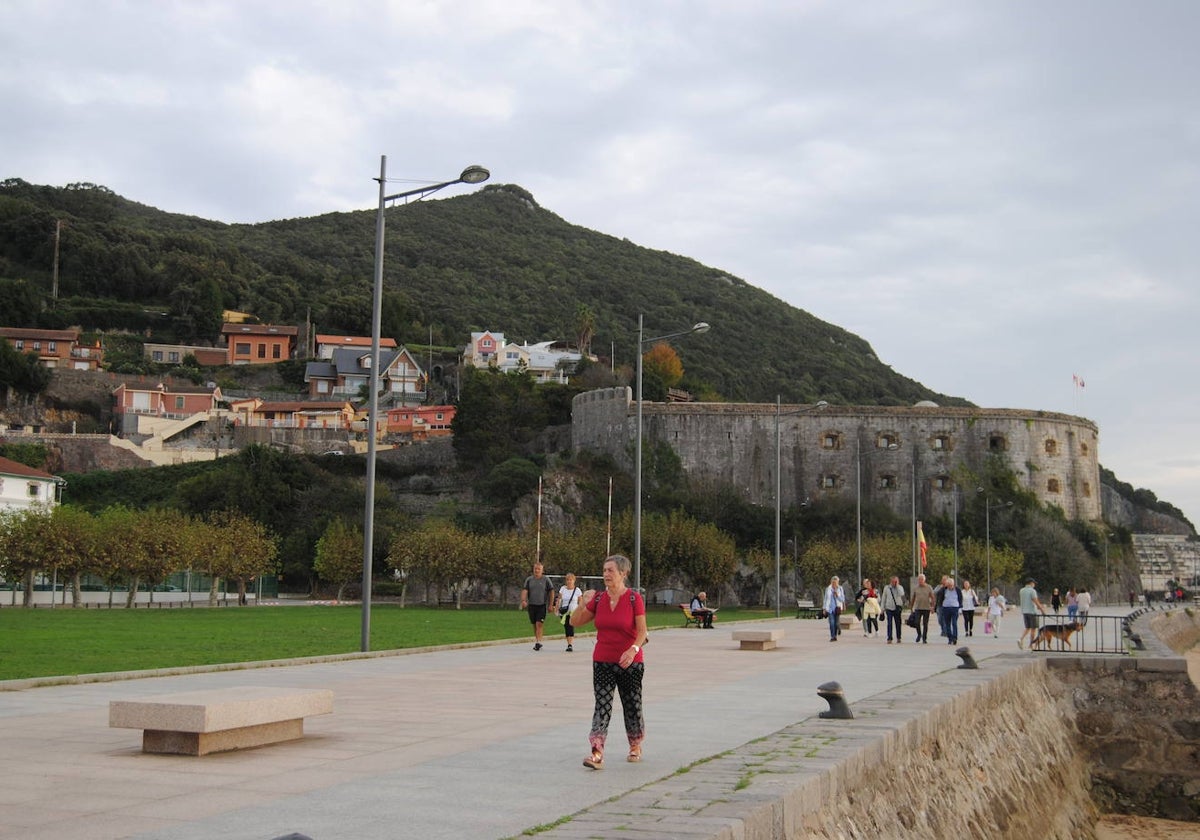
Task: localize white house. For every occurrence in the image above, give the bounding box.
[0,456,63,512]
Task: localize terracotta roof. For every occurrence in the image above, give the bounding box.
[0,456,55,480]
[316,335,397,348]
[0,327,81,341]
[220,323,299,336]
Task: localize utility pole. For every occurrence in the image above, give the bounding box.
[51,219,62,304]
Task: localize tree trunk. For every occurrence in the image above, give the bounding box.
[22,569,34,607]
[125,576,139,608]
[208,577,219,607]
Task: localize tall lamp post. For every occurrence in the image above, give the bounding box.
[1102,531,1111,605]
[856,435,897,591]
[634,315,709,595]
[362,157,490,652]
[774,398,827,616]
[980,492,1012,595]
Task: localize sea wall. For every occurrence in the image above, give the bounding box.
[538,611,1200,839]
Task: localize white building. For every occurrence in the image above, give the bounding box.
[0,456,63,512]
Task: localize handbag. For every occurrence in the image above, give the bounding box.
[984,619,993,635]
[905,610,919,629]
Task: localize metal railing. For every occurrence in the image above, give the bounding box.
[1026,613,1128,655]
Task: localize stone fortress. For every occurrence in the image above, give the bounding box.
[572,387,1102,522]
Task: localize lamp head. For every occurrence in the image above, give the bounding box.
[459,165,491,184]
[691,322,711,334]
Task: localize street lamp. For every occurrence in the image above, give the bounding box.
[1102,531,1111,605]
[774,397,827,616]
[856,434,897,592]
[362,157,490,652]
[633,315,709,595]
[979,490,1012,595]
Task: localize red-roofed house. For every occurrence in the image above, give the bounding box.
[0,327,104,370]
[220,323,298,365]
[0,456,64,511]
[315,334,397,359]
[385,404,456,441]
[232,399,355,430]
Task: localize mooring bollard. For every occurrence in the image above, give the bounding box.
[955,646,978,669]
[817,680,853,719]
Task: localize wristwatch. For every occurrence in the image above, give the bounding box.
[631,645,640,653]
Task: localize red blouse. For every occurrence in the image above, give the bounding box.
[588,589,645,664]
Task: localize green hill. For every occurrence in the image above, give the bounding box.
[0,178,967,407]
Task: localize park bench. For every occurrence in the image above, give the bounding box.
[109,685,333,756]
[732,629,784,651]
[679,603,701,627]
[796,598,820,619]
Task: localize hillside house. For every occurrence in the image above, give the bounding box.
[386,404,456,441]
[0,327,104,370]
[220,323,298,365]
[113,381,222,420]
[231,399,355,430]
[497,340,588,384]
[462,331,505,368]
[303,346,425,403]
[0,456,64,511]
[143,343,228,367]
[314,334,397,360]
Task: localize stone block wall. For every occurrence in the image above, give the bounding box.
[572,391,1103,521]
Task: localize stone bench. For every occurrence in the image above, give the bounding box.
[732,629,784,651]
[109,686,333,756]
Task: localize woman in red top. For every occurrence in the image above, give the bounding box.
[570,554,648,769]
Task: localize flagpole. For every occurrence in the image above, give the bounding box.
[535,475,543,560]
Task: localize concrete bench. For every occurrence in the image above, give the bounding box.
[732,629,784,651]
[109,686,333,756]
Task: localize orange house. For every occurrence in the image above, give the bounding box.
[386,404,456,441]
[113,381,222,418]
[0,327,104,370]
[221,323,298,365]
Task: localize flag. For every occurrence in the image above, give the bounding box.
[916,520,927,568]
[1073,373,1085,389]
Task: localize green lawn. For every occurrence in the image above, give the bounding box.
[0,604,772,681]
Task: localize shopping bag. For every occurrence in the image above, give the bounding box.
[983,619,993,635]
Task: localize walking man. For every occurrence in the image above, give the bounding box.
[881,575,906,644]
[521,560,555,651]
[911,574,935,644]
[1017,578,1047,650]
[940,578,962,645]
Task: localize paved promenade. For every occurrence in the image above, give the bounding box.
[0,607,1127,840]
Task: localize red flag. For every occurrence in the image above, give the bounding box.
[916,520,928,568]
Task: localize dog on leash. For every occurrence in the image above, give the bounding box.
[1030,620,1081,650]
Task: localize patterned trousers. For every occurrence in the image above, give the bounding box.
[589,661,645,754]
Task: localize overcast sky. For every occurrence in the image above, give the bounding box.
[2,1,1197,529]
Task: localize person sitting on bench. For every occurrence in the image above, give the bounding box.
[690,592,715,628]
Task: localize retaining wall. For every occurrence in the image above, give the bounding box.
[538,612,1200,839]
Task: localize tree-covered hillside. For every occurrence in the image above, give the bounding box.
[0,178,968,407]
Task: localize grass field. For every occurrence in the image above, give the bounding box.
[0,603,772,681]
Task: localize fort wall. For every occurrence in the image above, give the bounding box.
[572,388,1102,520]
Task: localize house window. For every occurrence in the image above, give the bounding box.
[820,474,838,489]
[989,435,1007,452]
[48,341,57,352]
[932,435,949,450]
[879,474,897,489]
[1045,439,1058,455]
[1080,442,1089,456]
[257,343,267,358]
[934,475,953,490]
[236,342,251,355]
[821,433,842,450]
[316,380,329,394]
[435,413,444,421]
[12,340,21,350]
[1047,478,1061,494]
[175,397,185,410]
[169,351,181,363]
[32,341,41,351]
[272,344,282,359]
[152,351,164,362]
[27,482,40,498]
[877,433,899,449]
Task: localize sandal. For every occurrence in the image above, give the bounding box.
[583,751,604,770]
[627,747,642,763]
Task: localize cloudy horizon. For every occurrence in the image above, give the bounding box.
[1,1,1196,528]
